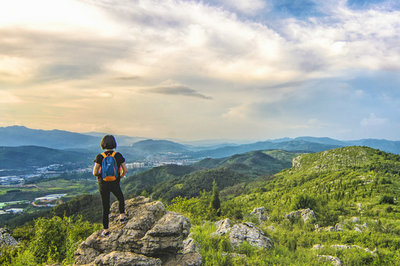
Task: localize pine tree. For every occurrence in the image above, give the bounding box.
[210,179,221,216]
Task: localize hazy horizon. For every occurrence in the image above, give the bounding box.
[2,124,400,144]
[1,0,400,141]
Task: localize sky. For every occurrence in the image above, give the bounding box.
[0,0,400,141]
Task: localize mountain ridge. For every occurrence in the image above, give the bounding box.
[2,125,400,157]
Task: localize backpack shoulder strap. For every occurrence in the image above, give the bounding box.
[101,152,107,158]
[111,151,116,157]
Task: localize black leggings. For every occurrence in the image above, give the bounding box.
[99,181,125,229]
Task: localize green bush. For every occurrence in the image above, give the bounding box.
[291,194,317,211]
[379,195,395,205]
[3,216,100,265]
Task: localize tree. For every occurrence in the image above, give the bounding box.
[210,180,221,216]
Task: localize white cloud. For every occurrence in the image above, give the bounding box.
[282,6,400,74]
[0,0,399,139]
[217,0,267,15]
[0,0,122,37]
[360,113,388,127]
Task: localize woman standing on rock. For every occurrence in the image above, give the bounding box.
[93,135,129,236]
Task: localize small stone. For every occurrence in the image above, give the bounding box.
[317,255,342,266]
[265,226,276,231]
[250,207,269,223]
[312,244,324,250]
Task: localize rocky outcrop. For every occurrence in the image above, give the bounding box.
[213,219,274,249]
[74,196,201,265]
[0,228,17,247]
[250,207,269,223]
[284,208,315,223]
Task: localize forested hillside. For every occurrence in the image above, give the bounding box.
[122,149,299,201]
[2,146,400,265]
[169,146,400,264]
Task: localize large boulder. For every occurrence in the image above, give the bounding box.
[74,196,201,265]
[213,219,274,249]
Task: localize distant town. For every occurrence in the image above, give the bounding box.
[0,157,199,215]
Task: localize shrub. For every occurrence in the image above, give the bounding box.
[379,195,394,205]
[291,194,317,211]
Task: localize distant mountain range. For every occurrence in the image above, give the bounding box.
[0,126,99,149]
[0,146,93,169]
[1,126,400,160]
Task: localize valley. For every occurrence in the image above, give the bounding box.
[1,126,400,265]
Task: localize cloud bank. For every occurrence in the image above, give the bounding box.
[0,0,400,140]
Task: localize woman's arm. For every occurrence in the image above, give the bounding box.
[93,163,101,177]
[120,162,128,178]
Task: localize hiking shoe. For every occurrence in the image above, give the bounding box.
[101,231,110,237]
[119,217,129,224]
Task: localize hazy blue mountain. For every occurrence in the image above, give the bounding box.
[84,132,145,147]
[0,146,93,169]
[2,125,400,159]
[191,140,340,158]
[0,126,99,149]
[346,139,400,154]
[266,137,400,154]
[294,136,347,146]
[132,139,189,153]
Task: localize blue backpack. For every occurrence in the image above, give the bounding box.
[101,151,118,181]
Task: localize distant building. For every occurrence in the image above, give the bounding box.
[34,194,67,201]
[5,208,23,214]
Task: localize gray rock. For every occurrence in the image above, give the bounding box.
[284,208,316,223]
[183,238,199,254]
[229,223,274,248]
[331,244,350,249]
[140,212,191,256]
[163,252,203,266]
[250,207,269,223]
[214,220,274,249]
[93,251,162,266]
[213,218,232,236]
[317,255,342,266]
[312,244,324,250]
[265,226,276,231]
[0,228,17,247]
[331,244,377,256]
[335,223,344,232]
[354,225,362,232]
[74,197,201,265]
